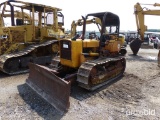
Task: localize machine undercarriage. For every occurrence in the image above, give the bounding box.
[0,40,58,74]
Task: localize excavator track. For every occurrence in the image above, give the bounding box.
[77,57,126,90]
[0,40,58,75]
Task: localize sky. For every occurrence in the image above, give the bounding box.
[1,0,160,31]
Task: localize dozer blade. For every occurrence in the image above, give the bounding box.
[130,38,142,55]
[26,63,71,113]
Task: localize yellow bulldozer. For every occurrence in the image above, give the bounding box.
[26,12,127,112]
[0,0,65,74]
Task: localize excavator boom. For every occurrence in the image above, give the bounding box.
[130,2,160,59]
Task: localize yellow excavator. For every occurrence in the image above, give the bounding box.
[26,12,127,112]
[130,2,160,66]
[0,0,65,74]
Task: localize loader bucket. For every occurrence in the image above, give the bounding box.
[130,38,142,55]
[26,63,71,113]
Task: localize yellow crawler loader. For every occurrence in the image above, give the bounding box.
[0,0,65,74]
[26,12,127,112]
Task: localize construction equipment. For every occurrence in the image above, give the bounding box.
[0,0,65,74]
[26,12,126,112]
[69,17,126,49]
[130,2,160,66]
[125,32,137,44]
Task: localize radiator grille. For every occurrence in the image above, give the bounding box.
[60,40,71,60]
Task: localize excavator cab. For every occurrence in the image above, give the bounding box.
[26,12,126,113]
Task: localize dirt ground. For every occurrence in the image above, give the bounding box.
[0,46,160,120]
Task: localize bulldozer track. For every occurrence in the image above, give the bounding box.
[77,57,126,90]
[0,40,58,75]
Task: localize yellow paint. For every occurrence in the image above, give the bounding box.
[60,40,83,68]
[0,1,65,56]
[118,34,125,46]
[5,43,25,54]
[83,39,99,48]
[8,25,33,42]
[80,54,86,64]
[89,52,99,56]
[105,40,121,52]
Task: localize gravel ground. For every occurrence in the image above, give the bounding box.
[0,46,160,120]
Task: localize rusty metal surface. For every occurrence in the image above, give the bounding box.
[158,50,160,67]
[50,56,60,70]
[0,40,58,75]
[130,39,142,55]
[77,56,126,90]
[26,63,71,113]
[11,30,25,42]
[0,31,11,54]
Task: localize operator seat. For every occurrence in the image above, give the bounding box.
[100,34,111,47]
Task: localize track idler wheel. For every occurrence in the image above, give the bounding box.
[4,58,20,73]
[130,38,142,55]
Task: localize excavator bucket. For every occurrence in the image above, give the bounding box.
[130,38,142,55]
[26,63,71,113]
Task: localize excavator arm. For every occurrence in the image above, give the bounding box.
[131,2,160,66]
[134,2,160,41]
